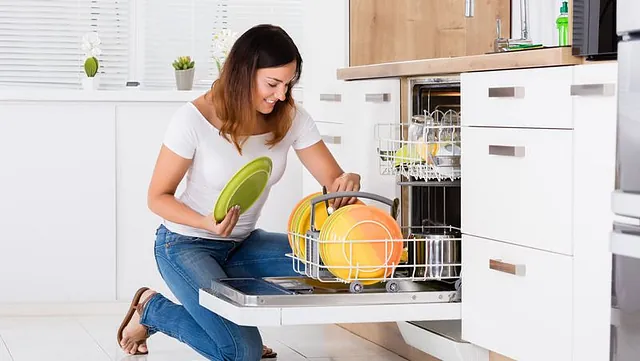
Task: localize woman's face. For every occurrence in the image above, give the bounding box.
[253,61,297,115]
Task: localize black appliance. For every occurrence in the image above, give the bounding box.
[572,0,618,60]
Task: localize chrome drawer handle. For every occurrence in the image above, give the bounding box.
[321,135,341,144]
[488,145,525,157]
[365,93,391,103]
[319,93,342,102]
[490,259,526,276]
[570,83,615,97]
[488,86,525,98]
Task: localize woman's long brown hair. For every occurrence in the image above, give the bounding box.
[210,24,303,154]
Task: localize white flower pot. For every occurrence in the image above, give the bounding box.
[175,68,195,91]
[82,76,99,91]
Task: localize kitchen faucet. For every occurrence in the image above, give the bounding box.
[465,0,533,49]
[511,0,533,45]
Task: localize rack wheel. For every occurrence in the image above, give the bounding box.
[349,281,364,293]
[386,281,400,293]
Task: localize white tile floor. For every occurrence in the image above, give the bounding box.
[0,316,408,361]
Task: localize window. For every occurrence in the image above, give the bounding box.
[0,0,130,89]
[139,0,304,90]
[0,1,304,91]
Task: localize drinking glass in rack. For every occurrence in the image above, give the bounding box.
[376,109,461,182]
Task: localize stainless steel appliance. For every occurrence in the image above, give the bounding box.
[610,1,640,359]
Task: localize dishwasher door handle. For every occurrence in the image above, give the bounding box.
[489,259,526,276]
[488,145,526,157]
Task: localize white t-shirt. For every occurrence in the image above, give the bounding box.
[161,101,321,241]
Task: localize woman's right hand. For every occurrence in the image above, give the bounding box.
[199,205,240,237]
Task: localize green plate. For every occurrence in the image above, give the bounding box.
[213,156,273,222]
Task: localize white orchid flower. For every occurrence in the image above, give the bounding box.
[81,32,102,59]
[212,29,238,73]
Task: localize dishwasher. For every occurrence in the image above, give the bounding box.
[198,76,467,332]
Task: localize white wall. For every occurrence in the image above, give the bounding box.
[511,0,565,47]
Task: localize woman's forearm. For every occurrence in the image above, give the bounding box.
[148,194,206,229]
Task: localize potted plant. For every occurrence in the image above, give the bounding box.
[172,56,195,90]
[212,29,238,76]
[81,32,102,90]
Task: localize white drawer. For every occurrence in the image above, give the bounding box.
[461,66,574,129]
[461,235,573,361]
[303,82,347,124]
[461,126,573,255]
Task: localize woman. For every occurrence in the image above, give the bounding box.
[115,24,361,361]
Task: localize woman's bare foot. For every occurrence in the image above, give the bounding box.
[262,344,277,358]
[119,289,156,355]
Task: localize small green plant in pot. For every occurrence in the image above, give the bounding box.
[81,32,101,90]
[173,56,195,91]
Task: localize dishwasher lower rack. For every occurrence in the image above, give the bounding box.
[286,225,462,294]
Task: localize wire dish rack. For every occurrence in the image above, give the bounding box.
[286,192,461,293]
[375,109,461,182]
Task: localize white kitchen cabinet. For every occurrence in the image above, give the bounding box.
[302,76,400,210]
[461,126,574,255]
[115,103,184,301]
[461,63,618,361]
[462,235,573,361]
[343,78,400,208]
[461,66,574,129]
[570,61,618,361]
[0,103,116,303]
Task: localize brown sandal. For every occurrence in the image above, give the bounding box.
[116,287,156,355]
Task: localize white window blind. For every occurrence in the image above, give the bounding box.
[0,0,130,90]
[140,0,303,90]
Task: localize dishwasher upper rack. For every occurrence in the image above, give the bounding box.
[286,224,462,294]
[376,109,461,182]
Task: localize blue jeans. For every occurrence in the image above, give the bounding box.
[139,224,297,361]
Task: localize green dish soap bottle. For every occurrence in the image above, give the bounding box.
[556,0,569,46]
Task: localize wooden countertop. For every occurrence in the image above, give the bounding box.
[337,47,584,81]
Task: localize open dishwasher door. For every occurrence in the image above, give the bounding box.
[199,191,463,327]
[199,276,461,326]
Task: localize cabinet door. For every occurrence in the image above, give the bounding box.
[0,103,116,303]
[343,78,400,208]
[462,235,573,361]
[570,62,618,361]
[116,103,184,301]
[349,0,511,66]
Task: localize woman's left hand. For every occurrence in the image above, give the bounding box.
[329,172,361,210]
